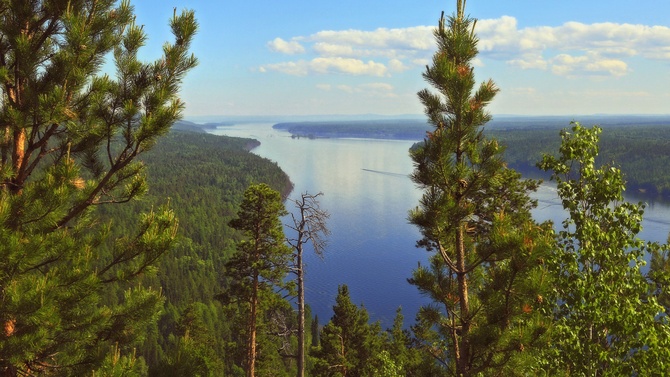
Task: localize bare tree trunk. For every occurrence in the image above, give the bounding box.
[286,192,329,377]
[248,274,259,377]
[297,244,305,377]
[1,125,9,167]
[7,22,28,195]
[7,74,25,195]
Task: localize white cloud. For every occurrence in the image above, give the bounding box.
[261,61,310,76]
[388,58,408,72]
[316,84,332,91]
[508,53,548,70]
[333,82,397,97]
[261,57,387,77]
[313,42,355,57]
[310,28,433,62]
[411,58,430,67]
[267,37,305,55]
[337,85,354,93]
[309,26,433,51]
[477,16,523,57]
[550,53,628,77]
[645,45,670,60]
[311,57,387,76]
[360,83,397,97]
[261,26,433,77]
[477,18,670,77]
[262,17,670,79]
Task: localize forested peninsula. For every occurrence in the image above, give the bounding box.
[274,116,670,197]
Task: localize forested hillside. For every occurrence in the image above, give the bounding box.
[94,130,445,376]
[490,125,670,196]
[96,130,293,374]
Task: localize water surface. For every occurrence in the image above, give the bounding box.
[211,123,670,327]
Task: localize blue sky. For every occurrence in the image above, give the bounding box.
[131,0,670,118]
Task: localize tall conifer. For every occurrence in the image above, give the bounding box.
[0,1,197,375]
[409,1,553,375]
[225,183,293,377]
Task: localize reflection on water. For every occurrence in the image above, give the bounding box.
[210,123,670,326]
[212,124,427,326]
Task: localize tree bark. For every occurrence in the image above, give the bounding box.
[455,224,471,376]
[248,274,258,377]
[287,192,328,377]
[297,244,305,377]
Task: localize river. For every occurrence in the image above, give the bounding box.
[210,122,670,328]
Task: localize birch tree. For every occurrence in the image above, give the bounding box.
[537,123,670,375]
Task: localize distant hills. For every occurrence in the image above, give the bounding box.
[270,115,670,140]
[183,114,425,124]
[183,114,670,129]
[180,115,670,140]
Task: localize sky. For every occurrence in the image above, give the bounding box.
[130,0,670,118]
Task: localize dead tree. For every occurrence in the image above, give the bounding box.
[286,192,330,377]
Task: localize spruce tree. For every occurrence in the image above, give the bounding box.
[385,308,437,376]
[311,285,383,377]
[0,1,197,375]
[409,1,553,375]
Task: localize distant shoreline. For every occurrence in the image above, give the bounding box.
[191,117,670,203]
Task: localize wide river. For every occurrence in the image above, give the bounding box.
[210,123,670,327]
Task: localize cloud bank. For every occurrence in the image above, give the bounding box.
[261,17,670,79]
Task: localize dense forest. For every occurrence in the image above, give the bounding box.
[97,130,296,374]
[493,124,670,196]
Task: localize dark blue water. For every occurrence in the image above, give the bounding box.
[211,123,670,327]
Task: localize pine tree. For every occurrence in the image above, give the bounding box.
[537,123,670,375]
[408,1,553,375]
[224,183,293,377]
[0,1,197,375]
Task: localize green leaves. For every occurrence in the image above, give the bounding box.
[537,122,670,374]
